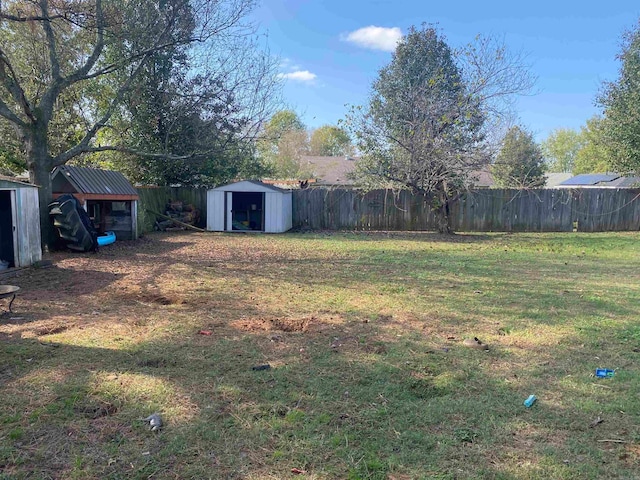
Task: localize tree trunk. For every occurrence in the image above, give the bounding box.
[432,185,453,234]
[25,126,56,250]
[434,204,452,234]
[29,162,56,251]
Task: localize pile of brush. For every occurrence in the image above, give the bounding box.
[154,200,200,231]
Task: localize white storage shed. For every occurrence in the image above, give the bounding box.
[207,181,292,233]
[0,177,42,268]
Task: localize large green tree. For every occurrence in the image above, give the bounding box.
[572,116,613,174]
[346,25,535,233]
[88,69,271,186]
[598,19,640,174]
[257,110,311,178]
[492,126,546,188]
[309,125,353,156]
[0,0,278,245]
[541,128,583,173]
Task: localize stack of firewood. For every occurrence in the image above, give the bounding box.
[154,200,200,231]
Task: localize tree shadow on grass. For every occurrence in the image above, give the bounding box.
[2,230,639,477]
[2,312,639,479]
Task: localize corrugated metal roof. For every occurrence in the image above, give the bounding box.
[52,166,138,196]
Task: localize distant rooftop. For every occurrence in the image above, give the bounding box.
[560,174,620,186]
[545,172,573,187]
[558,173,640,188]
[470,167,494,188]
[301,156,357,185]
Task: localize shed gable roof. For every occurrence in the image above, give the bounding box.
[52,166,138,197]
[211,180,289,193]
[0,176,37,188]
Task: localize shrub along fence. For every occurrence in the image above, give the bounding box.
[292,188,640,232]
[136,186,208,233]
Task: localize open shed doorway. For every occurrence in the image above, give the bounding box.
[0,190,15,268]
[86,199,135,239]
[231,192,264,231]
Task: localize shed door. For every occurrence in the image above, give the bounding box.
[0,190,16,268]
[225,192,233,231]
[206,190,225,231]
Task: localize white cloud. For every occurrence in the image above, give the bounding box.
[280,58,301,71]
[278,70,317,82]
[343,26,402,52]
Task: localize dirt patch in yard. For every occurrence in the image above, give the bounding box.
[230,316,315,333]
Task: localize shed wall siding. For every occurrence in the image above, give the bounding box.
[207,190,225,231]
[15,188,42,267]
[282,193,292,232]
[275,194,284,232]
[264,192,279,233]
[226,192,233,231]
[131,201,138,239]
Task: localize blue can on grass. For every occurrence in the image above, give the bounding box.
[524,395,537,408]
[595,368,615,378]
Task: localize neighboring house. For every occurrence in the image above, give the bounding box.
[469,167,495,188]
[262,155,358,189]
[469,170,573,189]
[300,156,357,186]
[555,174,640,188]
[266,158,580,190]
[292,157,497,188]
[544,173,573,187]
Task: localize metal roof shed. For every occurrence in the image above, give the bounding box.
[207,181,292,233]
[0,177,42,268]
[51,166,139,240]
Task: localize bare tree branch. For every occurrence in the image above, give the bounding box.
[0,47,35,121]
[0,96,26,126]
[38,0,60,81]
[0,9,65,22]
[53,56,149,166]
[58,144,199,161]
[39,0,105,125]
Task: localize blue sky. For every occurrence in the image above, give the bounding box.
[252,0,640,141]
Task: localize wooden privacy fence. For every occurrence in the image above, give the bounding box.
[136,186,208,233]
[293,188,640,232]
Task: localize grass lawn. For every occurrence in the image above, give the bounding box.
[1,230,640,479]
